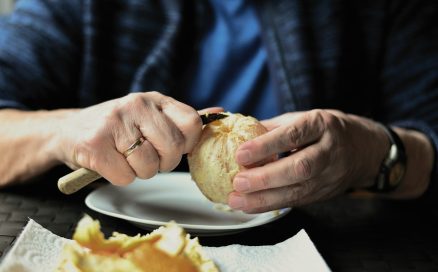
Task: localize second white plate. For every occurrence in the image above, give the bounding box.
[85,172,291,236]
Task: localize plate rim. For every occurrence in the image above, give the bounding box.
[85,172,291,231]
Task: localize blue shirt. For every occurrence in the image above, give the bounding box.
[0,0,437,196]
[183,0,279,120]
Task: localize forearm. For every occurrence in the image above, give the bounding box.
[0,109,72,186]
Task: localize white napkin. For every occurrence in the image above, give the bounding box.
[0,219,331,272]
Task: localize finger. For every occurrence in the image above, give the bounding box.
[198,107,225,115]
[98,150,137,186]
[77,143,136,186]
[228,183,314,213]
[157,96,205,154]
[126,139,160,179]
[260,112,303,131]
[236,110,325,166]
[118,92,185,172]
[111,118,160,179]
[112,115,143,155]
[139,107,184,172]
[233,143,328,193]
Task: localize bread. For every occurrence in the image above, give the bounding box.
[188,113,268,204]
[56,215,218,272]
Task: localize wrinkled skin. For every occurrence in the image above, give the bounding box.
[228,109,388,213]
[55,91,221,185]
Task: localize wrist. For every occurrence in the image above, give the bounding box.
[347,115,391,190]
[0,109,76,185]
[390,127,433,198]
[38,109,78,166]
[363,123,391,189]
[367,125,407,193]
[350,122,433,198]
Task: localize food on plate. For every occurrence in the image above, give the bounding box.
[56,215,219,272]
[188,112,269,204]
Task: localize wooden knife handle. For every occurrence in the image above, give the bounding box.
[58,168,102,194]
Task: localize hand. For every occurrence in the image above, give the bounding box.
[54,91,212,185]
[228,109,389,213]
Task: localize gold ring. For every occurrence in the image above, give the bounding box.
[123,137,145,158]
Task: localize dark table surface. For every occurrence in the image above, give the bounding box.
[1,170,438,272]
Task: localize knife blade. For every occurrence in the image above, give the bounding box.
[57,113,227,194]
[200,112,227,124]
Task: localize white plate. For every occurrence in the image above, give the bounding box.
[85,172,291,236]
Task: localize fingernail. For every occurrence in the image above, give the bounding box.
[229,195,246,209]
[236,150,251,165]
[234,177,250,192]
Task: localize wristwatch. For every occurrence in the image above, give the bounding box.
[368,125,407,193]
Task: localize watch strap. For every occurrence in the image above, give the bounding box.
[368,125,407,192]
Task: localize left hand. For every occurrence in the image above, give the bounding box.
[228,109,389,213]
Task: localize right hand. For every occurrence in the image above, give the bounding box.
[54,91,206,185]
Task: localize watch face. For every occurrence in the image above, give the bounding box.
[389,162,405,187]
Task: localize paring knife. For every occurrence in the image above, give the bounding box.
[57,113,227,194]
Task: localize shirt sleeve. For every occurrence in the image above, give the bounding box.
[380,1,438,198]
[0,0,82,110]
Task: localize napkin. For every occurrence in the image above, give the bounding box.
[0,219,331,272]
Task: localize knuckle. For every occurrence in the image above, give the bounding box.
[243,139,264,157]
[284,125,302,147]
[147,91,162,97]
[323,115,344,146]
[309,108,325,118]
[175,111,202,142]
[284,159,296,179]
[294,158,312,179]
[184,111,203,131]
[159,95,176,109]
[87,152,105,173]
[285,186,301,206]
[130,153,156,179]
[254,139,270,156]
[138,167,158,180]
[324,114,337,129]
[123,92,140,105]
[138,154,160,179]
[309,109,326,130]
[122,93,155,114]
[141,91,163,101]
[301,180,314,195]
[128,94,147,110]
[75,135,104,167]
[113,175,135,186]
[255,172,270,190]
[121,92,136,102]
[117,93,141,115]
[160,154,182,172]
[254,192,268,209]
[103,106,123,126]
[74,147,91,169]
[319,110,342,131]
[169,130,185,152]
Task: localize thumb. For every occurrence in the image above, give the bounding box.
[260,112,302,131]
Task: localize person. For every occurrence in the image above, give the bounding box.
[0,0,436,214]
